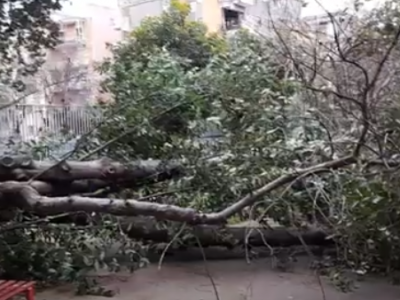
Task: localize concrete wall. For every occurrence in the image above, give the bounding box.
[201,0,223,32]
[237,0,302,38]
[125,0,165,29]
[302,11,355,38]
[245,0,302,25]
[118,0,222,33]
[43,4,123,105]
[87,4,123,62]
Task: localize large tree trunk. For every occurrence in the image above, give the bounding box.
[121,217,332,248]
[0,155,355,225]
[0,151,365,256]
[0,155,344,249]
[0,156,183,185]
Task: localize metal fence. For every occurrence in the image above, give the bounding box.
[0,104,224,159]
[0,104,102,142]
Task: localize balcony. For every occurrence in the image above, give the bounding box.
[56,36,86,50]
[49,56,89,70]
[53,81,90,92]
[56,18,86,50]
[45,64,91,94]
[118,0,155,7]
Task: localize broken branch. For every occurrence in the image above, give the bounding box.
[0,156,183,183]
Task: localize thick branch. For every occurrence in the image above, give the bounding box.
[205,155,356,222]
[0,156,183,184]
[28,180,112,196]
[120,217,332,248]
[0,182,205,222]
[0,155,355,225]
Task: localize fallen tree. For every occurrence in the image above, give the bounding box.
[0,153,390,253]
[119,217,332,248]
[0,155,355,225]
[0,155,183,185]
[2,1,400,287]
[0,154,346,252]
[5,0,400,294]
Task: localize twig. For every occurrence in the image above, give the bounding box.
[296,231,327,300]
[0,212,76,233]
[158,222,186,270]
[194,233,221,300]
[137,189,187,202]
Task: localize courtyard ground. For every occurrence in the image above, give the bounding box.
[36,251,400,300]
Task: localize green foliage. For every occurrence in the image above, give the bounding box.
[0,214,148,292]
[96,0,400,282]
[327,173,400,273]
[98,28,307,214]
[98,0,229,158]
[99,50,202,159]
[5,0,400,291]
[98,0,229,156]
[126,0,226,69]
[0,0,62,95]
[100,0,226,83]
[0,138,146,292]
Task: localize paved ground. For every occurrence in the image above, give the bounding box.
[37,256,400,300]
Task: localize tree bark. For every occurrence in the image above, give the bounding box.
[0,181,208,223]
[121,218,332,248]
[27,180,110,196]
[0,155,374,226]
[0,155,183,183]
[0,155,356,225]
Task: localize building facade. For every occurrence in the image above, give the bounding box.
[33,2,123,106]
[0,2,122,142]
[223,0,302,37]
[302,11,356,39]
[118,0,302,35]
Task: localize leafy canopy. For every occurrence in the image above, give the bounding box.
[99,26,302,213]
[6,0,400,291]
[96,0,400,280]
[99,0,228,157]
[102,0,226,72]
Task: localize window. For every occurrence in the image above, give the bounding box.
[75,26,83,39]
[190,2,196,13]
[223,8,241,30]
[59,30,65,40]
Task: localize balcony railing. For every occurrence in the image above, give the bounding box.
[51,80,91,93]
[0,104,102,142]
[57,37,86,48]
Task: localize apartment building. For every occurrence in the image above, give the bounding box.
[118,0,210,31]
[223,0,302,37]
[302,11,356,40]
[32,2,123,106]
[118,0,302,36]
[0,2,123,142]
